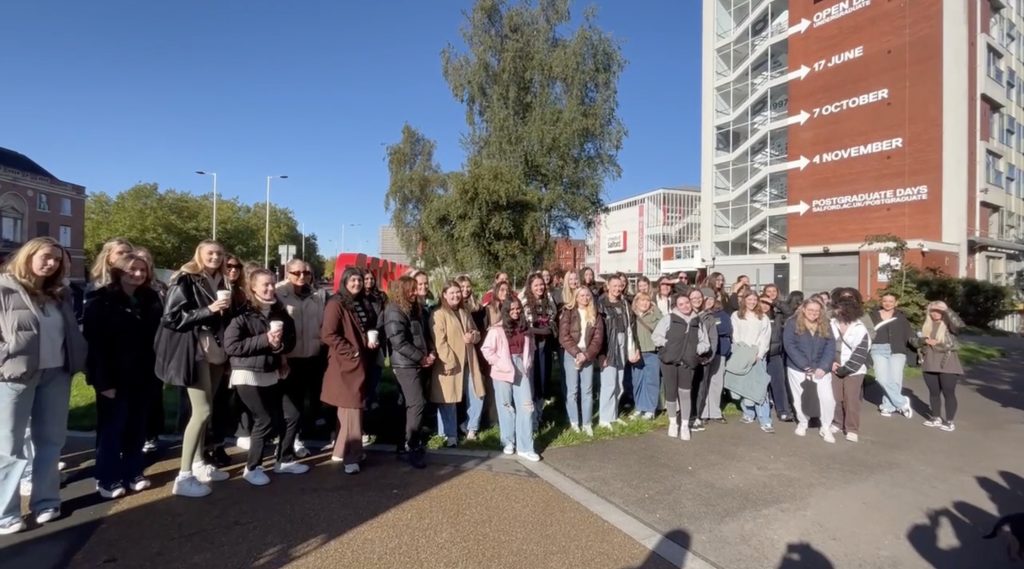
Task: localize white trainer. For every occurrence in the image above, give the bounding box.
[502,443,515,455]
[344,463,361,475]
[667,419,679,438]
[235,437,251,450]
[582,425,594,437]
[274,461,310,475]
[129,477,152,492]
[901,403,914,419]
[243,467,270,486]
[516,451,541,462]
[172,474,211,498]
[0,518,25,535]
[679,427,691,441]
[820,429,836,444]
[193,462,229,483]
[795,423,807,437]
[293,440,310,459]
[34,508,60,524]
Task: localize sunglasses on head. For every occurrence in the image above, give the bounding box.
[289,270,311,277]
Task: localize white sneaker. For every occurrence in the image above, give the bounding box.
[243,467,270,486]
[0,518,25,535]
[879,409,893,418]
[19,479,31,497]
[344,463,360,475]
[795,423,807,437]
[516,451,541,462]
[820,429,836,444]
[293,440,310,459]
[361,434,372,445]
[939,422,956,432]
[641,412,655,420]
[97,482,126,499]
[923,418,943,428]
[57,461,67,471]
[34,508,60,524]
[582,425,594,437]
[172,474,211,498]
[667,419,679,438]
[679,427,691,441]
[846,432,859,442]
[598,422,614,430]
[274,461,310,475]
[235,436,251,450]
[193,462,229,483]
[331,455,345,462]
[129,477,152,492]
[569,424,581,433]
[502,443,515,455]
[829,424,841,434]
[901,403,914,419]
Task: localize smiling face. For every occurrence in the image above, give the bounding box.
[674,295,693,315]
[637,280,651,294]
[346,274,363,296]
[121,259,148,289]
[881,294,897,311]
[363,272,375,290]
[575,287,592,307]
[688,290,704,310]
[496,282,510,302]
[31,245,62,279]
[565,271,579,288]
[225,258,243,284]
[803,301,822,323]
[508,300,523,321]
[530,277,546,298]
[743,293,759,311]
[443,285,461,309]
[252,273,276,303]
[415,273,429,297]
[200,244,223,272]
[459,280,472,299]
[607,278,624,299]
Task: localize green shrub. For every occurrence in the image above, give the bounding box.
[912,272,1014,328]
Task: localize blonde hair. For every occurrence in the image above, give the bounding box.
[564,286,596,326]
[108,253,152,291]
[4,237,67,300]
[795,299,829,337]
[90,238,133,287]
[631,291,654,315]
[127,246,156,288]
[177,239,225,277]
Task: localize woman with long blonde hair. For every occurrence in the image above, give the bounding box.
[630,291,662,420]
[89,238,133,288]
[154,240,234,498]
[0,238,86,534]
[557,286,603,434]
[729,291,773,432]
[918,301,965,432]
[783,299,837,442]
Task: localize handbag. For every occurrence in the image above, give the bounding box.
[800,372,821,417]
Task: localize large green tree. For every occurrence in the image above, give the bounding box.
[385,0,625,274]
[85,183,322,276]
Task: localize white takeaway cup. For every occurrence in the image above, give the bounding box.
[216,290,232,302]
[367,330,379,344]
[270,321,284,333]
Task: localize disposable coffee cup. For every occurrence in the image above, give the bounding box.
[367,330,379,344]
[270,321,284,333]
[216,290,231,302]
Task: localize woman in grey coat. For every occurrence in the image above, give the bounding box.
[0,238,86,535]
[917,301,965,432]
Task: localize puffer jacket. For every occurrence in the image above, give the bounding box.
[384,302,432,368]
[0,275,87,381]
[276,282,328,359]
[224,302,297,372]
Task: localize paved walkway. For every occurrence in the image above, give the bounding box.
[3,445,673,569]
[542,337,1024,569]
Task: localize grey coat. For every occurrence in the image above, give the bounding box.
[0,275,87,381]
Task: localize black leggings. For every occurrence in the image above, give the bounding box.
[236,383,300,471]
[393,367,429,451]
[923,372,959,422]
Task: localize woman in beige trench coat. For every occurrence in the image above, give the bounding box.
[431,280,486,446]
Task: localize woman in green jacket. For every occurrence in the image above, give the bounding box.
[630,292,663,420]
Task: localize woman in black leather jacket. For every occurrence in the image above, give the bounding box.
[154,240,234,498]
[383,275,434,468]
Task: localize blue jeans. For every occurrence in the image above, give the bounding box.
[436,405,457,439]
[742,397,772,427]
[631,353,661,414]
[0,368,71,525]
[95,386,148,486]
[436,369,484,436]
[871,344,908,412]
[563,352,594,426]
[494,356,535,453]
[598,365,625,425]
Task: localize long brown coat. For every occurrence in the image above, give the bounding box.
[320,297,366,409]
[430,306,485,404]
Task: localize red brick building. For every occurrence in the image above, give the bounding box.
[552,237,586,274]
[0,147,87,280]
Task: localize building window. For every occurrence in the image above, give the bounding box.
[37,193,49,212]
[1,214,22,244]
[36,221,50,238]
[58,225,71,248]
[986,151,1004,187]
[59,197,71,216]
[988,47,1004,83]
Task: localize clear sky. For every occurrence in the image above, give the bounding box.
[0,0,701,257]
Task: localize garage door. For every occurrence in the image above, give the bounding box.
[801,254,859,294]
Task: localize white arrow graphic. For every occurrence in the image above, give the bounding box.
[786,201,811,216]
[787,65,811,82]
[781,156,811,171]
[788,19,810,36]
[779,110,811,127]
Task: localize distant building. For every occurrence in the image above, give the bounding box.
[585,187,702,279]
[0,147,86,280]
[552,238,586,274]
[378,225,413,266]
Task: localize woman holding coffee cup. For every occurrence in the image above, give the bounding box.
[321,268,371,474]
[155,240,236,498]
[224,268,304,486]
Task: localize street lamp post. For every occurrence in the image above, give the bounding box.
[195,171,217,240]
[265,175,289,267]
[341,223,361,253]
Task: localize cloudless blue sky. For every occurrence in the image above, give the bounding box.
[0,0,701,257]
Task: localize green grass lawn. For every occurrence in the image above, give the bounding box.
[67,341,1007,442]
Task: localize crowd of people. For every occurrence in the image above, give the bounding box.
[0,236,968,535]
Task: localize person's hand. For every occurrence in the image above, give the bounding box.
[367,338,380,349]
[463,332,474,345]
[574,352,586,366]
[924,338,938,347]
[208,298,230,313]
[427,353,437,366]
[831,362,839,373]
[813,369,826,380]
[628,350,641,364]
[419,355,432,367]
[267,330,283,349]
[599,355,608,369]
[100,389,116,399]
[444,366,457,375]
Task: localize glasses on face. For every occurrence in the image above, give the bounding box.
[289,271,311,277]
[226,264,242,270]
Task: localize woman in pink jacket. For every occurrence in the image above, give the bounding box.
[480,297,540,462]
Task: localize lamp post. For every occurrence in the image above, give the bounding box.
[195,171,217,239]
[341,223,360,254]
[265,175,289,267]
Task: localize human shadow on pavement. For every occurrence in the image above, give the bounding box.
[626,529,692,569]
[958,351,1024,413]
[907,470,1024,569]
[776,542,834,569]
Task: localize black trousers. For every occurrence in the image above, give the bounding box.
[393,367,429,451]
[283,354,327,440]
[236,383,300,471]
[95,387,148,486]
[144,377,164,441]
[210,367,235,444]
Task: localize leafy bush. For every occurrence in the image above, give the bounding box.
[913,272,1015,328]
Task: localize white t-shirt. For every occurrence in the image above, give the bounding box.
[37,301,65,370]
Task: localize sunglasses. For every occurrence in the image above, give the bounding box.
[289,271,312,277]
[226,264,242,270]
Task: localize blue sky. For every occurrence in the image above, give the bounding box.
[0,0,701,256]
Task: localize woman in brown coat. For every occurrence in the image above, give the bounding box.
[431,281,485,446]
[558,287,604,435]
[321,267,368,474]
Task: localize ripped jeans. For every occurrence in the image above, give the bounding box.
[493,355,535,453]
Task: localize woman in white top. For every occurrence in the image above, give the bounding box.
[730,292,774,432]
[829,298,871,442]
